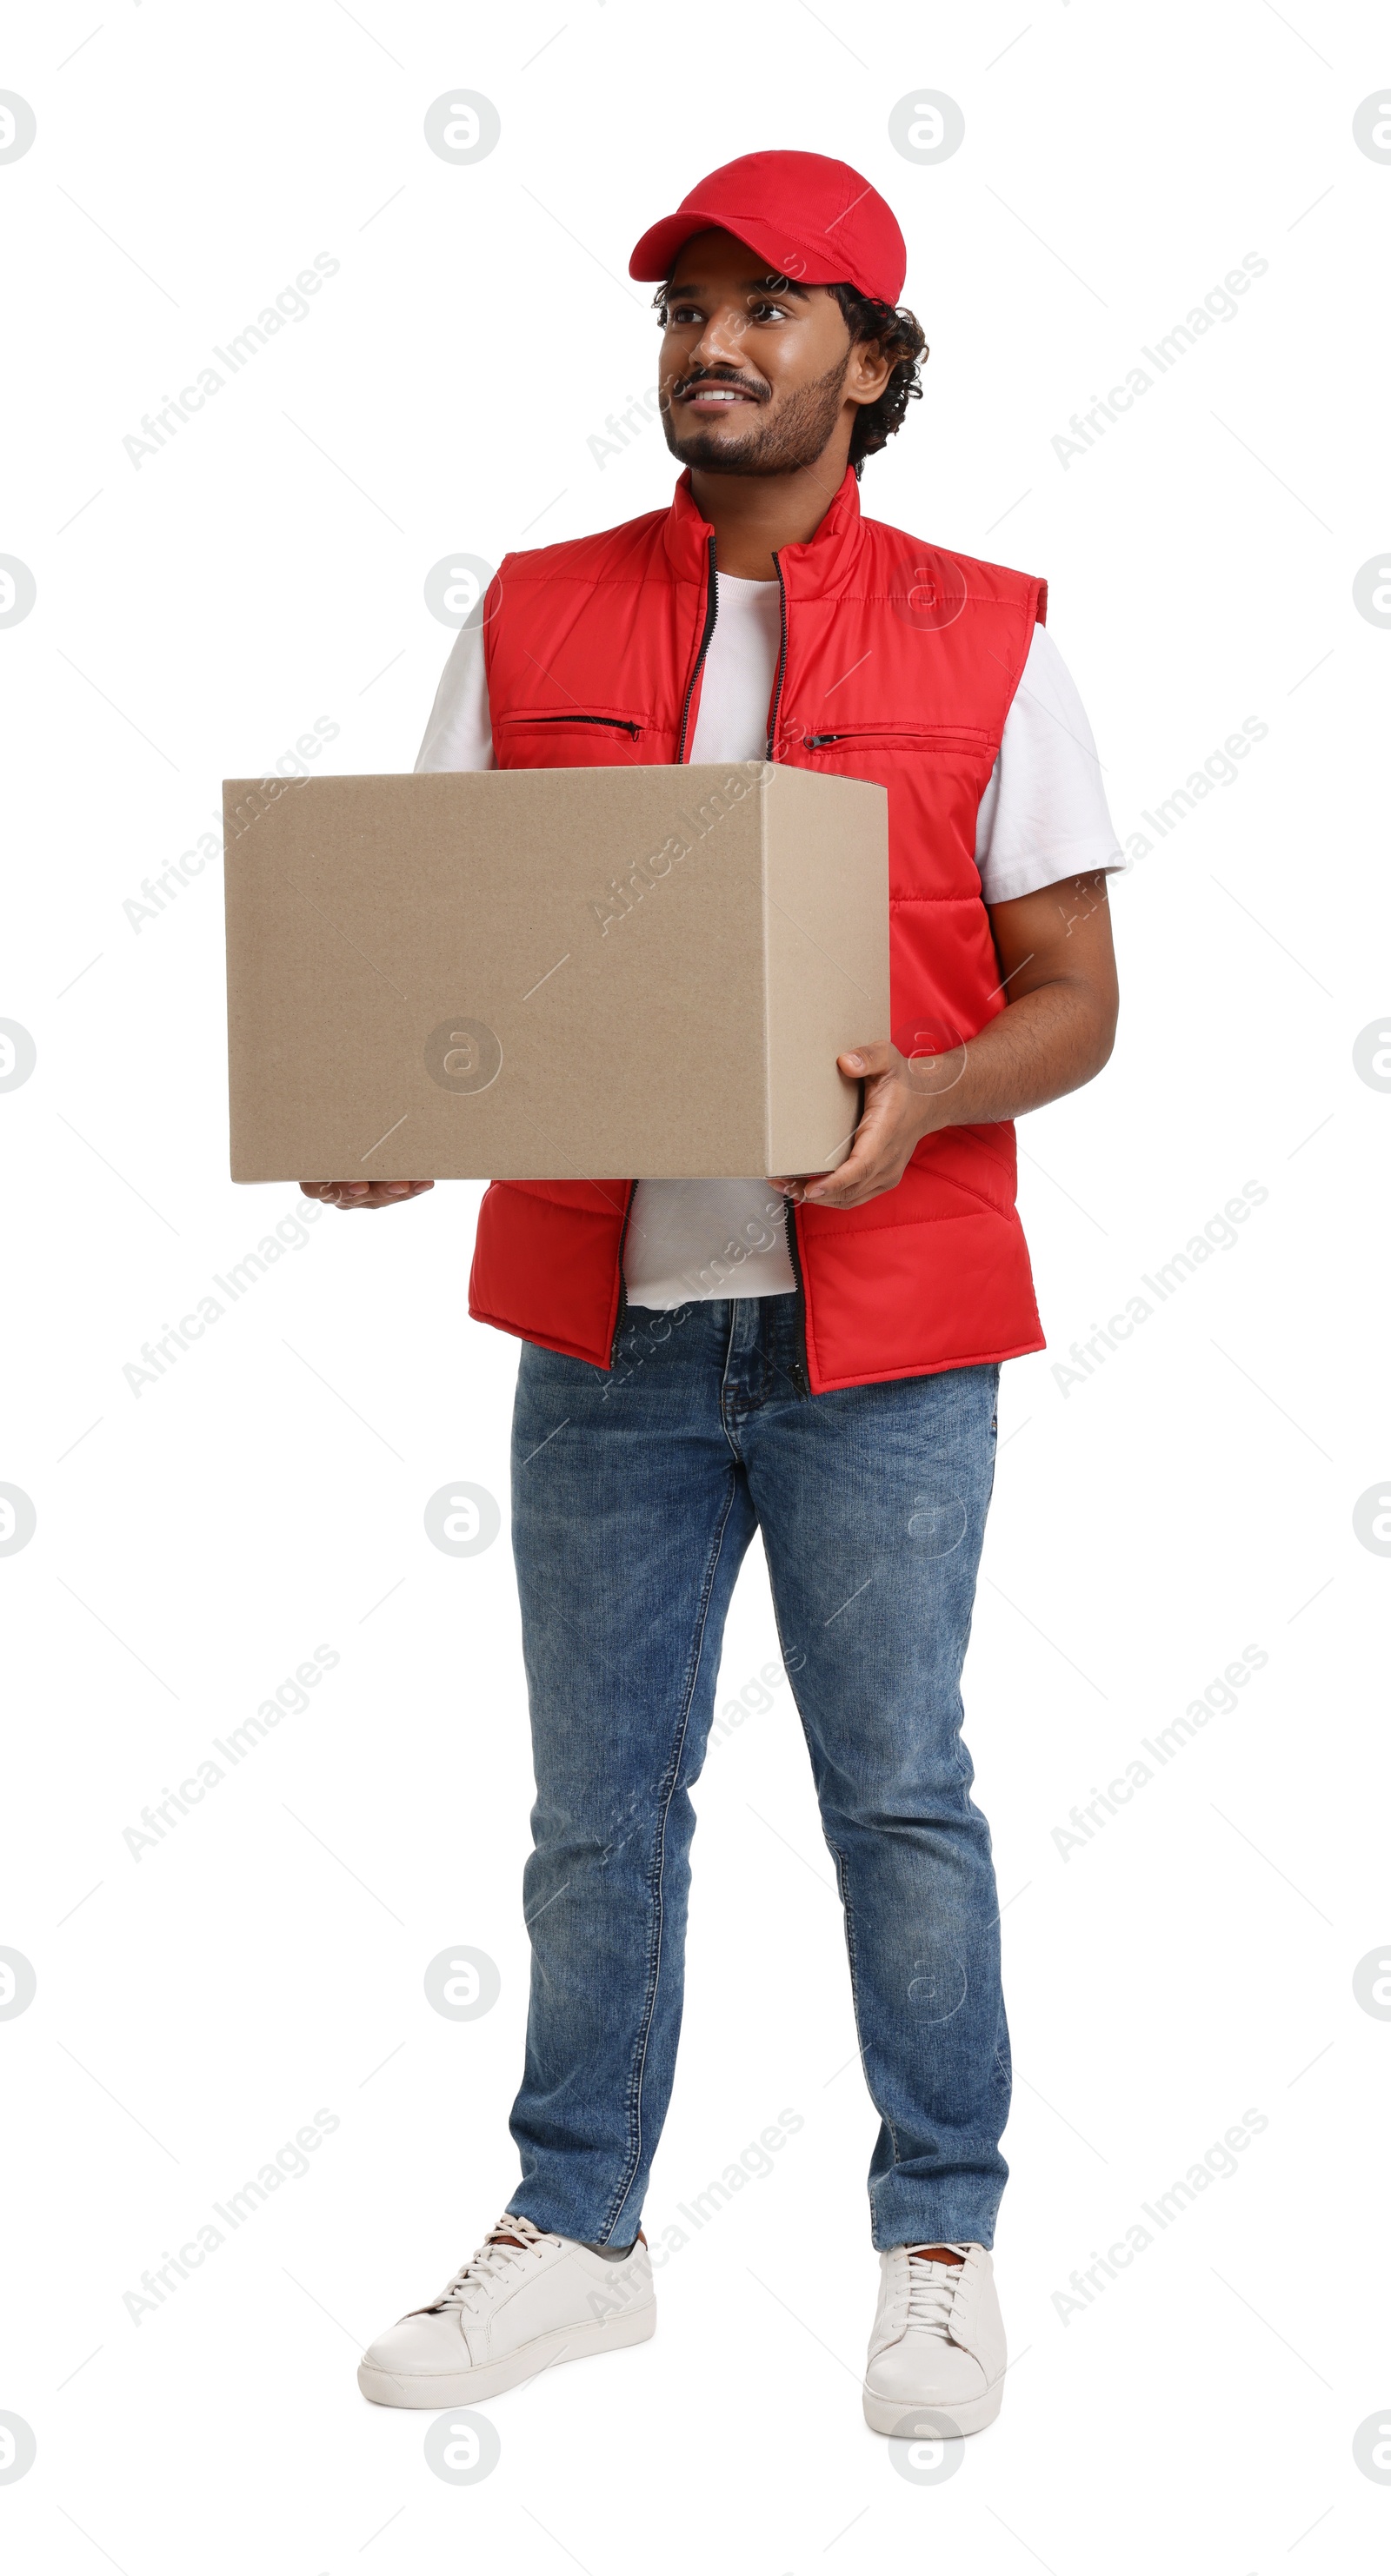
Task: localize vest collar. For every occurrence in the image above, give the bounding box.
[662,464,864,599]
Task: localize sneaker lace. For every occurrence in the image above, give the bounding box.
[901,2246,970,2336]
[430,2213,550,2312]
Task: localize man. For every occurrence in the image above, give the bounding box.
[304,151,1121,2438]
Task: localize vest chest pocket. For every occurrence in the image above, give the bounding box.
[789,722,997,905]
[796,722,995,758]
[494,708,649,767]
[791,723,997,845]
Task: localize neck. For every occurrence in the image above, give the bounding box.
[689,445,850,579]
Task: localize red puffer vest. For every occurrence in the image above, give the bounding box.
[473,467,1048,1392]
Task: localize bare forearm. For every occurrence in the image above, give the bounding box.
[915,975,1117,1139]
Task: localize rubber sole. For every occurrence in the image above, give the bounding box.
[862,2373,1004,2440]
[357,2300,656,2409]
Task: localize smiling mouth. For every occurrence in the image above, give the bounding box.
[676,379,763,408]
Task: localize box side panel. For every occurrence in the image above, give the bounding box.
[762,768,891,1174]
[223,778,319,1182]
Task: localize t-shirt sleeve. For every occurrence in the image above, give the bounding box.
[974,624,1126,906]
[414,621,496,773]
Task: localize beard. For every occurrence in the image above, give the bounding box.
[661,354,851,476]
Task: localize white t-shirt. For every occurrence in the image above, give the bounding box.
[416,569,1124,1310]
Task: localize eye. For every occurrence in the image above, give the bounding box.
[748,299,793,322]
[663,300,702,326]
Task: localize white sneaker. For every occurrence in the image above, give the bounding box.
[862,2243,1006,2437]
[357,2212,656,2408]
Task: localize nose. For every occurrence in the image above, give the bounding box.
[688,302,751,375]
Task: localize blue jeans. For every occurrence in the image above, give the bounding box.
[506,1293,1008,2252]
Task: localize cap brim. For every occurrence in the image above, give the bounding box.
[629,206,852,287]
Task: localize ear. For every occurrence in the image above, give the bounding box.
[846,338,894,408]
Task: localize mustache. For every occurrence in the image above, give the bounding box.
[669,366,769,403]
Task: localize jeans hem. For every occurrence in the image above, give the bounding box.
[503,2198,642,2247]
[869,2200,1002,2254]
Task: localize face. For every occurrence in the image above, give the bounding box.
[657,229,889,478]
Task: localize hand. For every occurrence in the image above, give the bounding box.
[771,1041,954,1211]
[300,1180,436,1212]
[771,875,1121,1216]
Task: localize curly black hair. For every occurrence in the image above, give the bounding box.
[654,274,928,477]
[826,283,928,474]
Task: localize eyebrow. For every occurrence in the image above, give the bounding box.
[664,274,811,302]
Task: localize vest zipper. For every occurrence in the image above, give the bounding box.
[782,1197,809,1397]
[802,727,940,750]
[608,548,715,1367]
[528,714,643,738]
[609,540,716,1364]
[768,547,810,1397]
[676,534,720,761]
[765,547,789,760]
[608,548,715,1366]
[609,1181,636,1365]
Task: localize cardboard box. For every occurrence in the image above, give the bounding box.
[223,761,889,1182]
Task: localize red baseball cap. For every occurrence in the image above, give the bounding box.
[629,149,907,306]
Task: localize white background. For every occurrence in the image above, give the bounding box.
[3,2,1389,2568]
